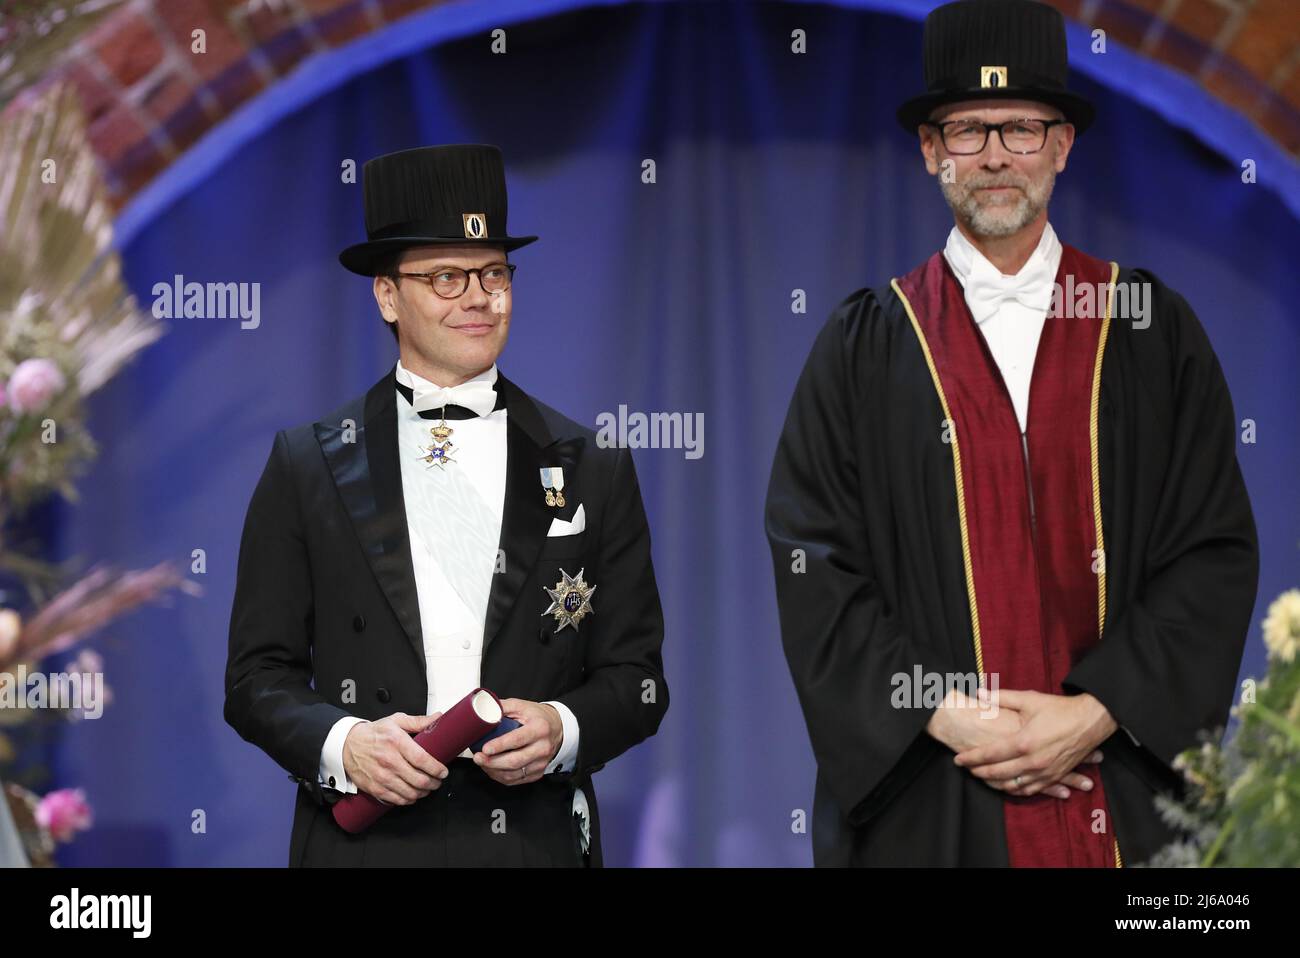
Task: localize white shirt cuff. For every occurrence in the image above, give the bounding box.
[318,716,369,794]
[542,701,580,774]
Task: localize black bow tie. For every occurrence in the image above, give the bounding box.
[394,377,507,420]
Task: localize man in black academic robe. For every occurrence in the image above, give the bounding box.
[225,145,668,866]
[765,0,1258,866]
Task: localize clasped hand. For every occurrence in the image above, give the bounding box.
[927,687,1117,799]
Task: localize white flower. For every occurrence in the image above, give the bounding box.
[1262,589,1300,663]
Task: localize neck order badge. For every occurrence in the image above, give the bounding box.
[419,414,456,469]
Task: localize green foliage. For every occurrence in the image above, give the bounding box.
[1146,591,1300,867]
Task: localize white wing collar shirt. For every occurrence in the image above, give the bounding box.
[941,220,1061,435]
[318,359,580,794]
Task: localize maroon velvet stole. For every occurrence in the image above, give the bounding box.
[893,244,1121,868]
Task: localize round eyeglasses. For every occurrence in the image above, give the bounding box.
[925,118,1068,155]
[393,262,516,299]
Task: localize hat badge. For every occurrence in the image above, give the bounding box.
[980,66,1007,89]
[462,212,487,239]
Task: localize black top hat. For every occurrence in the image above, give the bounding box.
[896,0,1094,136]
[338,144,538,276]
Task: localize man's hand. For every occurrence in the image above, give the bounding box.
[928,688,1100,800]
[342,712,449,805]
[953,690,1116,798]
[472,699,563,786]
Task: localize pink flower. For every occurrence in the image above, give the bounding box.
[0,608,20,664]
[7,358,66,414]
[36,788,93,842]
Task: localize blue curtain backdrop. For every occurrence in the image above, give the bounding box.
[48,0,1300,866]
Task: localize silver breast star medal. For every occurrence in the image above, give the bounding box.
[418,412,456,469]
[540,466,566,507]
[542,568,596,633]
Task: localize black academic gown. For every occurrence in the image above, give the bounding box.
[764,267,1259,866]
[225,366,669,866]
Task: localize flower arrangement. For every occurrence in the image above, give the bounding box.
[1146,589,1300,867]
[0,79,195,865]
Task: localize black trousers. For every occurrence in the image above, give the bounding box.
[297,759,589,867]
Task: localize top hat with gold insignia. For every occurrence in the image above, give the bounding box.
[896,0,1095,136]
[338,144,538,276]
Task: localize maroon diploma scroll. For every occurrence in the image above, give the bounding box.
[331,687,504,834]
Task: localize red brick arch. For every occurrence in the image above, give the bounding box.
[9,0,1300,209]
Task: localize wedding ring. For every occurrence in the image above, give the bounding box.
[1012,775,1024,787]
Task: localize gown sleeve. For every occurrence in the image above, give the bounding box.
[765,291,958,828]
[1063,271,1259,772]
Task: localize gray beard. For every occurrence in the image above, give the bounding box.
[940,167,1056,238]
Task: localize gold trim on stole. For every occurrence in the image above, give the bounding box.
[891,278,984,678]
[1094,261,1121,867]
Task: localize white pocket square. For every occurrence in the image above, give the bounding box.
[546,503,585,537]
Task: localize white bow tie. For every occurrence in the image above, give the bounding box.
[964,267,1055,325]
[947,224,1060,326]
[407,377,498,418]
